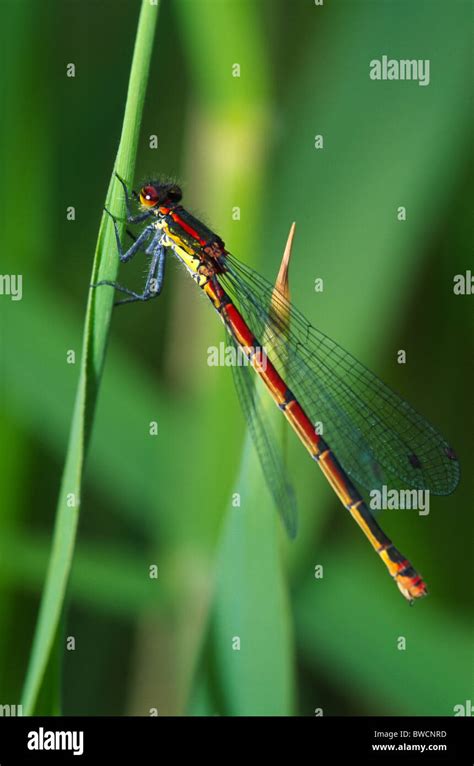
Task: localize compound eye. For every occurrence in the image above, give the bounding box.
[167,185,182,204]
[139,185,160,207]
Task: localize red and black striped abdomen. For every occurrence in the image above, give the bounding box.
[202,275,427,603]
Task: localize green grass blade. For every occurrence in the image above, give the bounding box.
[34,624,64,717]
[20,0,159,715]
[206,437,295,716]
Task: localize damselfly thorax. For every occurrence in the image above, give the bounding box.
[153,206,227,287]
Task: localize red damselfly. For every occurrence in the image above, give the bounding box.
[93,174,460,604]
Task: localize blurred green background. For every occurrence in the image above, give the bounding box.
[0,0,472,716]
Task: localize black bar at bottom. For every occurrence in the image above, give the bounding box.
[0,715,471,764]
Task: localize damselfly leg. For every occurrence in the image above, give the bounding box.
[91,176,167,305]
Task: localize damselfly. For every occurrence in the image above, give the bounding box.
[93,173,460,604]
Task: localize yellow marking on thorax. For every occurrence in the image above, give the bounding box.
[156,220,209,287]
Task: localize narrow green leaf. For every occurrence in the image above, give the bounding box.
[207,440,295,716]
[21,0,160,714]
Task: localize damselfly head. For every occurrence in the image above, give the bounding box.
[139,182,182,210]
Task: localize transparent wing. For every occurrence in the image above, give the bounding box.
[218,254,459,496]
[227,332,298,538]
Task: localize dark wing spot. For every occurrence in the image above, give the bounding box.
[444,446,458,461]
[409,453,422,469]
